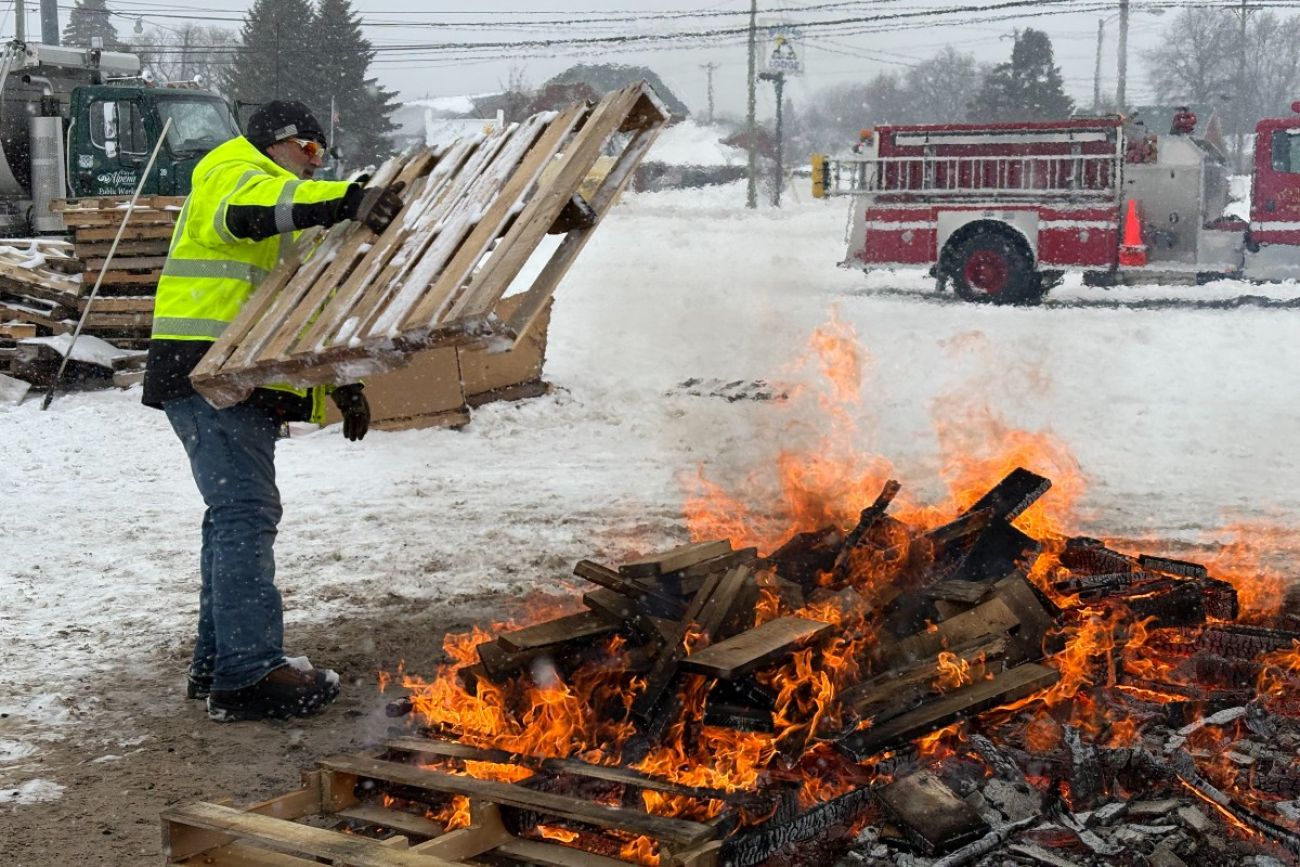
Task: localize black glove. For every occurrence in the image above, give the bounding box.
[344,180,406,233]
[330,384,370,441]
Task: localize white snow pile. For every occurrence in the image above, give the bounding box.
[645,119,746,167]
[20,333,132,369]
[1,180,1297,807]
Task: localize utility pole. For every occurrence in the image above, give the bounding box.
[700,62,717,125]
[14,0,24,42]
[1115,0,1129,111]
[745,0,758,209]
[180,27,191,81]
[1236,0,1249,172]
[39,0,57,44]
[1093,18,1104,112]
[759,72,785,206]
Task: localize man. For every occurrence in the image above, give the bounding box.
[142,100,404,722]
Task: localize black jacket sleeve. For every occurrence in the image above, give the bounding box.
[224,183,364,241]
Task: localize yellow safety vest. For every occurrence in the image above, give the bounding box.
[152,136,351,417]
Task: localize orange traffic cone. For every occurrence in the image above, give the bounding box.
[1118,199,1147,267]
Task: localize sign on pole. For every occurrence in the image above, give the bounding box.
[763,22,803,75]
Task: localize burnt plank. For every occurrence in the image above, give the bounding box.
[876,770,988,856]
[721,786,874,867]
[841,635,1010,719]
[682,617,831,680]
[835,663,1060,760]
[317,755,717,847]
[966,467,1051,522]
[620,540,733,578]
[630,567,729,726]
[693,564,758,640]
[574,559,684,615]
[766,526,842,589]
[885,596,1021,667]
[1053,570,1156,597]
[948,520,1041,584]
[672,547,759,580]
[830,479,901,580]
[382,737,744,804]
[926,580,992,605]
[497,610,616,653]
[1137,554,1210,579]
[582,587,665,646]
[1059,537,1134,574]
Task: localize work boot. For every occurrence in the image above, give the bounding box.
[206,663,340,722]
[186,671,213,700]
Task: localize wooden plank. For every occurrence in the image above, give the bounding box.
[78,295,153,313]
[405,87,641,332]
[266,150,443,361]
[300,143,477,353]
[966,468,1051,523]
[82,255,168,270]
[224,225,353,370]
[495,838,632,867]
[838,636,1010,719]
[491,109,663,341]
[162,801,460,866]
[358,124,528,341]
[75,222,177,242]
[382,737,744,804]
[621,540,733,579]
[389,104,588,334]
[317,755,717,847]
[876,770,988,856]
[885,596,1021,667]
[336,804,444,839]
[630,567,728,727]
[497,610,616,653]
[680,617,831,680]
[410,801,510,859]
[175,841,323,865]
[692,565,757,639]
[453,86,665,331]
[835,663,1060,760]
[0,301,68,331]
[926,580,992,605]
[0,322,36,338]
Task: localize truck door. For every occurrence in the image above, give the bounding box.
[73,94,157,197]
[1250,123,1300,246]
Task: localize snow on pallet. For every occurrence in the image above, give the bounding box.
[190,82,670,410]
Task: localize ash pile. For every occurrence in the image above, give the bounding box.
[384,467,1300,867]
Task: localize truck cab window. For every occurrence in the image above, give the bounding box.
[1270,130,1300,173]
[89,99,149,155]
[158,99,237,155]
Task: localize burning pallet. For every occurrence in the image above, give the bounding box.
[163,466,1300,866]
[189,82,669,410]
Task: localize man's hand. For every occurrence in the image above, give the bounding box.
[348,180,406,233]
[330,384,370,441]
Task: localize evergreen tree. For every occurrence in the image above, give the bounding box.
[220,0,318,123]
[309,0,398,168]
[968,29,1073,121]
[62,0,124,51]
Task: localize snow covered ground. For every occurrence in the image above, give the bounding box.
[2,181,1298,808]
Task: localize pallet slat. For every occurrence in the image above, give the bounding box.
[163,801,460,866]
[317,755,717,847]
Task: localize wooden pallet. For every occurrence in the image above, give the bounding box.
[190,81,669,409]
[162,738,725,867]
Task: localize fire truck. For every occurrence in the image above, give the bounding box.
[811,106,1300,304]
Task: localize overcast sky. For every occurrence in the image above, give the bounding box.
[10,1,1212,118]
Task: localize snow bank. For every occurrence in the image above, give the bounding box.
[646,119,746,167]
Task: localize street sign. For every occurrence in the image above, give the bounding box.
[763,22,803,76]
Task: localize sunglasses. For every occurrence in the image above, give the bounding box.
[288,137,326,159]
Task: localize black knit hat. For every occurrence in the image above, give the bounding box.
[245,100,327,151]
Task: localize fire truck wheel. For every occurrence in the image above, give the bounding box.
[948,232,1039,305]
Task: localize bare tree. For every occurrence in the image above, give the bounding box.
[1146,8,1236,106]
[905,47,987,125]
[131,24,239,96]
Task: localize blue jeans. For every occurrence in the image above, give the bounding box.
[164,394,285,691]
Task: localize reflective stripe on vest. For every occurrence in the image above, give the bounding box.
[160,257,269,284]
[212,170,261,245]
[150,316,229,339]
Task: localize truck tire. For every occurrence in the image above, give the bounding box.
[947,231,1039,305]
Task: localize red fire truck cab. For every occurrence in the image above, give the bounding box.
[812,107,1300,304]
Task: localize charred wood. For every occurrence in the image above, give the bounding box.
[876,770,989,856]
[1058,537,1135,575]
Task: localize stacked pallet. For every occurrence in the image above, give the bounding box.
[53,195,183,349]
